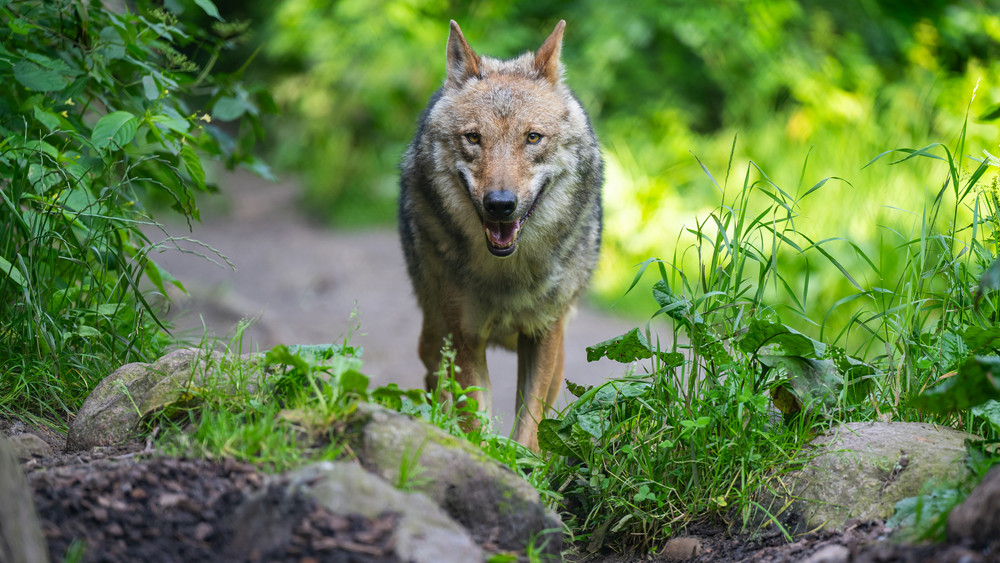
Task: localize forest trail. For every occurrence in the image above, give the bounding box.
[149,170,640,435]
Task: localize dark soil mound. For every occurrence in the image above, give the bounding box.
[28,455,400,562]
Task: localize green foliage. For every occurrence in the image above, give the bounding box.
[155,326,537,481]
[535,113,1000,550]
[222,1,1000,322]
[0,0,270,422]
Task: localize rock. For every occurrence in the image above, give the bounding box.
[8,434,52,460]
[351,402,562,555]
[803,544,850,563]
[947,463,1000,546]
[67,348,261,450]
[767,422,975,532]
[661,536,702,560]
[0,436,50,563]
[278,461,484,563]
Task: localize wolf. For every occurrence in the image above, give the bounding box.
[398,20,603,450]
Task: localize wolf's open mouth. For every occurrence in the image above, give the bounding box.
[483,186,544,257]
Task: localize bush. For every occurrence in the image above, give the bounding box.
[0,0,271,422]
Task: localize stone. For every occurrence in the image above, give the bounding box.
[280,461,483,563]
[803,544,850,563]
[8,433,52,460]
[66,348,261,450]
[351,402,562,555]
[947,463,1000,546]
[767,422,975,532]
[0,436,49,563]
[661,536,702,560]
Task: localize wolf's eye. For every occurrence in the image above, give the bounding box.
[465,132,480,144]
[526,132,543,145]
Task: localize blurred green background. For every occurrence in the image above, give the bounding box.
[215,0,1000,324]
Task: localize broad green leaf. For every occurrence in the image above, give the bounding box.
[181,144,206,190]
[565,380,591,398]
[908,356,1000,413]
[92,111,138,150]
[826,345,877,404]
[150,107,190,134]
[264,344,311,374]
[239,155,277,181]
[588,328,650,363]
[691,322,734,368]
[587,328,683,366]
[886,489,961,531]
[94,303,124,316]
[971,399,1000,433]
[13,59,69,91]
[142,74,159,100]
[592,380,651,405]
[739,317,826,358]
[74,325,101,338]
[144,259,185,295]
[212,95,251,121]
[339,370,370,395]
[8,17,32,34]
[576,408,610,439]
[760,355,842,416]
[962,326,1000,353]
[371,383,425,411]
[537,418,577,457]
[32,106,60,131]
[652,279,702,325]
[0,255,27,287]
[194,0,223,20]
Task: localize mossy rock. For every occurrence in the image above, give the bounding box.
[67,348,262,451]
[764,422,976,532]
[349,403,562,554]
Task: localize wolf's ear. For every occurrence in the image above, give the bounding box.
[534,20,565,85]
[446,20,481,87]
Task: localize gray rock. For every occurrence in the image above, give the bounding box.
[351,402,562,554]
[661,536,702,560]
[8,434,52,460]
[947,463,1000,546]
[767,422,975,532]
[67,348,261,450]
[282,461,484,563]
[0,436,49,563]
[803,544,850,563]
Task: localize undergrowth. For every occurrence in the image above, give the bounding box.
[152,320,530,477]
[535,98,1000,551]
[0,0,270,428]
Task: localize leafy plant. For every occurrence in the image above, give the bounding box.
[0,0,271,424]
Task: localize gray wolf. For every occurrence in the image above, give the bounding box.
[398,20,603,450]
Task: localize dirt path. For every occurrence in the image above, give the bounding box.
[148,170,638,436]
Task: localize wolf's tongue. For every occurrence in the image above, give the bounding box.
[485,220,517,248]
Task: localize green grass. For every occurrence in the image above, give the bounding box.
[150,321,533,478]
[532,111,1000,552]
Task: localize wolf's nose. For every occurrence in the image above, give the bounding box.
[483,190,518,220]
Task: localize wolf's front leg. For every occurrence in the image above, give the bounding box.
[418,316,492,424]
[513,318,566,451]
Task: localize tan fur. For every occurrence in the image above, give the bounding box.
[399,20,603,451]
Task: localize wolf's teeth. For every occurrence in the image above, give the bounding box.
[485,220,519,249]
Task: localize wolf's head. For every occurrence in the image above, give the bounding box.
[428,20,589,258]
